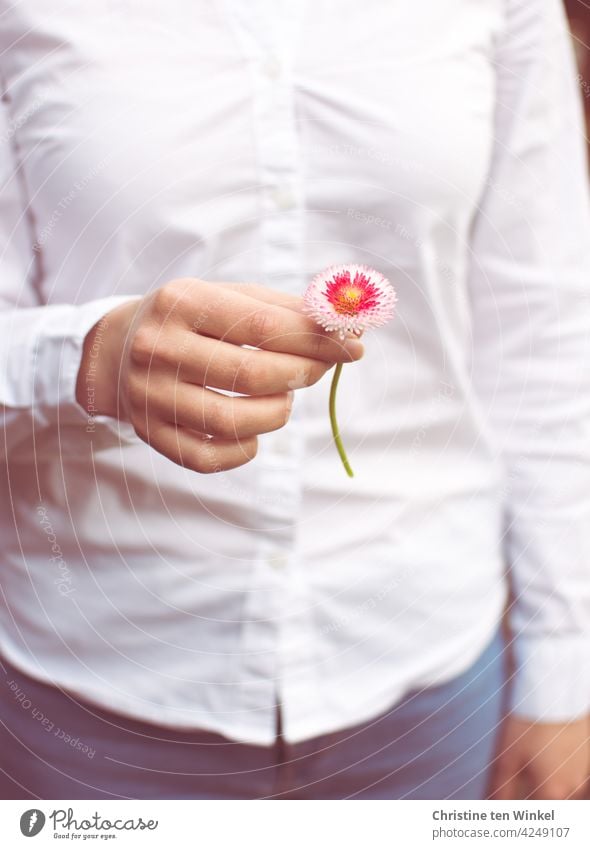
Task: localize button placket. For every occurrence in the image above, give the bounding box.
[221,0,308,737]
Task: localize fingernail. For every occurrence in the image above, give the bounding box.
[286,390,295,410]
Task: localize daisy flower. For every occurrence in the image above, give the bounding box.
[303,264,397,477]
[303,263,397,338]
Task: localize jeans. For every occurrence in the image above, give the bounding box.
[0,627,507,799]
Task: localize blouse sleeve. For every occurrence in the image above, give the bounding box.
[0,89,140,462]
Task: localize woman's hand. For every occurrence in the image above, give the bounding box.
[76,278,364,472]
[489,715,590,800]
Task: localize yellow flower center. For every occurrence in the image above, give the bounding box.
[334,286,363,315]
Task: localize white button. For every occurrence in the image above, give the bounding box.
[267,554,288,570]
[261,55,282,80]
[271,186,297,211]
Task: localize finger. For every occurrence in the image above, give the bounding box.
[147,421,258,473]
[171,332,332,394]
[221,282,364,344]
[158,385,293,440]
[218,281,305,313]
[174,280,364,363]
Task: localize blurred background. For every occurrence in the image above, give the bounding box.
[566,0,590,138]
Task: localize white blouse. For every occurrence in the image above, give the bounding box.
[1,0,590,745]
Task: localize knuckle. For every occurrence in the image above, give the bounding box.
[126,373,148,410]
[309,330,331,359]
[153,281,181,315]
[206,398,235,439]
[129,324,159,367]
[247,308,281,344]
[153,278,198,314]
[237,354,264,393]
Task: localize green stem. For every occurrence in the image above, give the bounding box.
[329,362,354,478]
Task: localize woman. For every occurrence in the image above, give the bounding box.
[0,0,589,800]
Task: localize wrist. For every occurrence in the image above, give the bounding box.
[75,299,139,419]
